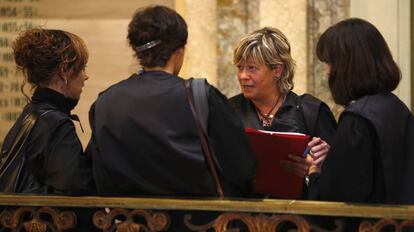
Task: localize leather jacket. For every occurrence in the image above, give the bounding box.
[0,88,95,195]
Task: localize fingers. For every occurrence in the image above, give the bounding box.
[308,138,330,166]
[280,155,310,178]
[311,145,329,164]
[280,161,308,177]
[307,137,322,148]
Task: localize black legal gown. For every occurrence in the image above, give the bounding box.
[308,92,414,231]
[87,71,257,231]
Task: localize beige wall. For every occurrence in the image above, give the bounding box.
[0,0,174,147]
[350,0,412,109]
[259,0,307,94]
[175,0,218,85]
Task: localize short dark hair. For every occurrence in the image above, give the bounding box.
[13,28,88,87]
[127,5,188,68]
[316,18,401,106]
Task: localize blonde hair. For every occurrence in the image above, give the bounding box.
[233,27,295,94]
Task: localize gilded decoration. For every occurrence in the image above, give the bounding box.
[0,195,413,231]
[93,208,170,232]
[0,207,76,232]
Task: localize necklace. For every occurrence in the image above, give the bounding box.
[255,94,283,127]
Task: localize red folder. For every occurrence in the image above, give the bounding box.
[245,128,311,199]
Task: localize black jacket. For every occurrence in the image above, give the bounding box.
[0,88,95,195]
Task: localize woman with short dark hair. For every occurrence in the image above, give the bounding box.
[88,5,256,198]
[308,17,413,214]
[316,18,400,106]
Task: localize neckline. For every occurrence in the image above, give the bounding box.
[254,94,286,128]
[31,87,78,115]
[137,69,171,76]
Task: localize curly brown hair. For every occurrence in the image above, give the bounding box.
[13,28,88,92]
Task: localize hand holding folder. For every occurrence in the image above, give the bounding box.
[244,128,311,199]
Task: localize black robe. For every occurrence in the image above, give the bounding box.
[229,92,336,202]
[229,92,337,144]
[308,92,414,231]
[87,71,257,197]
[309,92,414,204]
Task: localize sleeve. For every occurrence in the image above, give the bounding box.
[307,113,376,202]
[314,104,337,145]
[206,85,257,192]
[44,119,96,195]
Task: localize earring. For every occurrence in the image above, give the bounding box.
[61,78,68,97]
[272,76,279,81]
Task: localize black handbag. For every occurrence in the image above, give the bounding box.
[0,109,46,192]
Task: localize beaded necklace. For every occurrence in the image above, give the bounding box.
[255,94,283,127]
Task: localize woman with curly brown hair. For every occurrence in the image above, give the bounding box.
[0,28,95,195]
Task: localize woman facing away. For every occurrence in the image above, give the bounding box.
[87,5,256,199]
[229,27,337,192]
[307,18,414,230]
[87,5,256,231]
[0,28,94,195]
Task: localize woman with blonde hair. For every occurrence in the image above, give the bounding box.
[230,27,336,194]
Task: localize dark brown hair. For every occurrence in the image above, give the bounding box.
[316,18,401,106]
[13,28,88,89]
[127,5,188,68]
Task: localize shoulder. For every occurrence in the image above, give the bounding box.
[297,93,323,108]
[296,93,334,115]
[338,112,376,137]
[228,93,246,108]
[29,103,71,127]
[96,74,136,99]
[34,110,74,137]
[347,92,408,115]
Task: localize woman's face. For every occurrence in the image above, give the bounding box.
[66,69,89,99]
[236,60,279,101]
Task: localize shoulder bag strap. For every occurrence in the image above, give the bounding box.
[191,78,208,132]
[184,78,224,198]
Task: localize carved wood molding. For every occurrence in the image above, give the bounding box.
[184,212,311,232]
[0,206,76,232]
[93,208,170,232]
[359,218,414,232]
[214,213,310,232]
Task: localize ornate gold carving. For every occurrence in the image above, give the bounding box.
[359,218,414,232]
[214,213,310,232]
[184,212,311,232]
[0,206,76,231]
[183,213,216,231]
[0,209,13,228]
[93,208,170,232]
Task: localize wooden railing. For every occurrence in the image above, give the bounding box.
[0,194,413,231]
